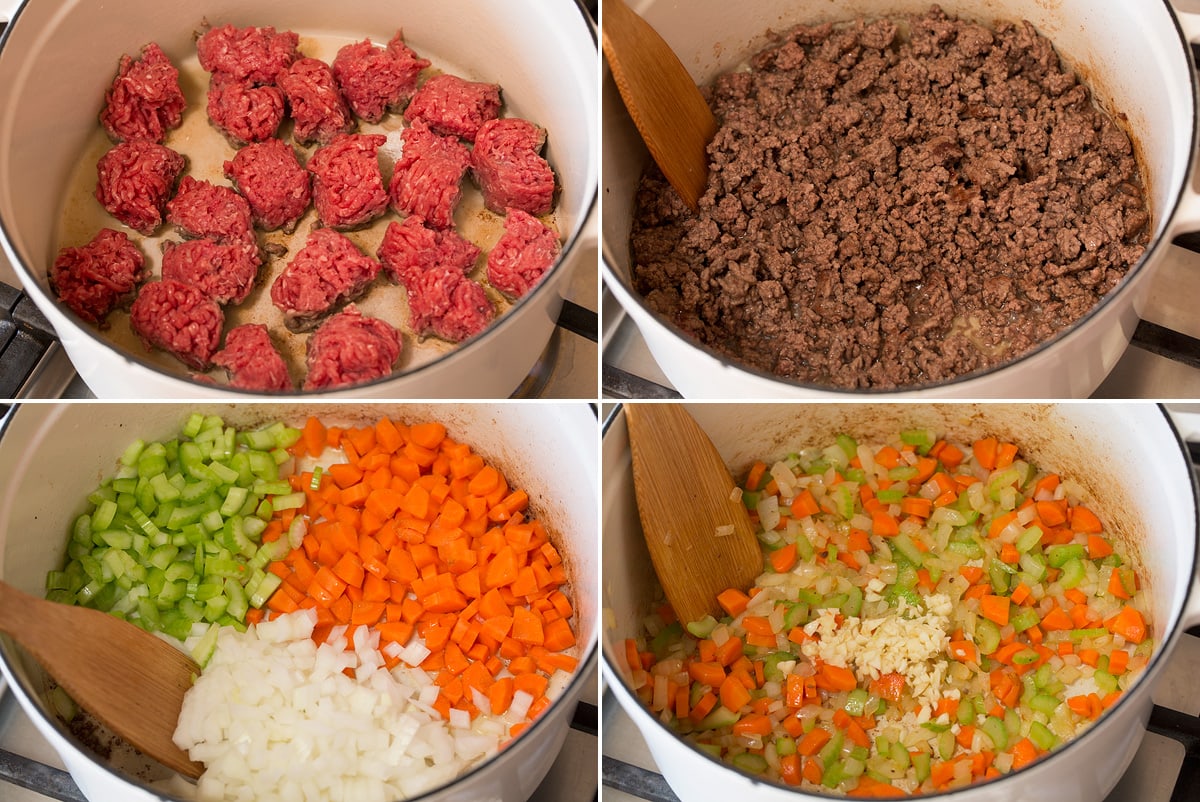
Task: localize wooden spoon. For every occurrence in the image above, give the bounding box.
[624,404,762,625]
[602,0,718,211]
[0,580,203,779]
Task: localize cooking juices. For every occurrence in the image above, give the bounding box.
[625,428,1153,795]
[628,6,1150,390]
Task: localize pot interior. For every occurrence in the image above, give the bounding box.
[601,0,1196,391]
[0,0,597,390]
[602,402,1199,792]
[0,402,599,799]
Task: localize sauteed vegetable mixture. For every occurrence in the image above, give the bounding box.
[626,430,1153,796]
[47,413,579,800]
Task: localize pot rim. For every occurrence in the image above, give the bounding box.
[599,402,1200,799]
[0,399,601,802]
[0,0,598,398]
[600,0,1200,396]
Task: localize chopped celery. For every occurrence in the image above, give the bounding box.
[686,615,718,639]
[981,715,1008,750]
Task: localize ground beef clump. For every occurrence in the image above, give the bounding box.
[277,57,357,146]
[332,31,429,123]
[224,139,312,232]
[212,323,293,391]
[130,278,224,370]
[377,216,491,342]
[472,118,556,216]
[629,7,1151,389]
[404,74,502,142]
[388,120,472,230]
[167,176,255,243]
[307,133,389,229]
[196,24,299,85]
[206,72,286,146]
[100,43,186,144]
[271,227,381,331]
[95,141,186,235]
[487,208,561,300]
[50,229,148,325]
[303,304,401,390]
[160,237,261,305]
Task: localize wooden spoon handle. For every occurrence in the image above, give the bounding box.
[602,0,717,211]
[625,404,763,625]
[0,581,204,779]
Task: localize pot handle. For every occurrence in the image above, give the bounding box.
[1167,407,1200,630]
[1169,11,1200,234]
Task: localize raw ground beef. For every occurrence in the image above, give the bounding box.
[206,72,286,146]
[307,133,389,229]
[303,304,401,390]
[388,120,471,230]
[211,323,293,391]
[160,237,261,305]
[130,278,224,370]
[630,6,1151,389]
[277,57,356,146]
[223,139,312,232]
[472,118,555,216]
[271,227,381,331]
[332,31,429,123]
[404,74,501,142]
[377,216,491,342]
[50,229,148,326]
[95,140,186,235]
[167,176,255,243]
[100,43,185,144]
[487,208,560,299]
[196,24,299,85]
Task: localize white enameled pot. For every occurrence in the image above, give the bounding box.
[0,403,599,802]
[602,403,1200,801]
[0,0,597,399]
[602,0,1200,398]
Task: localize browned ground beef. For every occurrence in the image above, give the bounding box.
[630,6,1150,389]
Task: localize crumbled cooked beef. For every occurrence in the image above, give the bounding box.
[224,139,312,232]
[377,216,490,342]
[487,208,560,299]
[471,118,555,216]
[166,176,255,243]
[404,74,502,142]
[332,31,429,123]
[212,323,293,391]
[160,237,261,305]
[129,278,224,370]
[100,43,186,144]
[94,141,186,235]
[303,304,401,390]
[277,57,356,146]
[196,24,299,85]
[50,229,148,326]
[271,227,381,331]
[388,120,472,230]
[629,7,1150,389]
[307,133,390,229]
[206,72,286,146]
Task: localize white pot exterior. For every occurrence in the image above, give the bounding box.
[0,402,599,802]
[602,403,1200,801]
[0,0,597,399]
[602,0,1200,398]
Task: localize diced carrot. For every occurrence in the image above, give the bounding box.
[796,726,832,756]
[979,594,1010,627]
[790,489,820,518]
[815,663,858,692]
[719,674,752,711]
[973,437,999,471]
[716,587,751,618]
[1106,605,1148,644]
[1070,505,1104,534]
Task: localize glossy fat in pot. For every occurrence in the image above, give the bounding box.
[0,0,597,398]
[602,0,1200,398]
[602,403,1200,800]
[0,403,599,802]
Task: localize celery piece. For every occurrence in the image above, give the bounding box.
[220,486,250,517]
[981,715,1008,750]
[271,492,306,511]
[1015,525,1044,553]
[1029,720,1058,751]
[912,751,931,784]
[836,434,858,460]
[975,619,1002,656]
[889,740,911,770]
[1059,558,1086,590]
[697,706,739,730]
[91,499,118,531]
[775,736,797,757]
[686,615,718,639]
[1009,607,1040,634]
[820,730,845,770]
[249,572,283,609]
[877,485,907,503]
[957,696,976,726]
[1047,544,1087,569]
[732,752,768,775]
[937,728,955,761]
[843,688,870,716]
[891,531,924,567]
[900,429,936,453]
[1030,693,1061,717]
[842,586,864,617]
